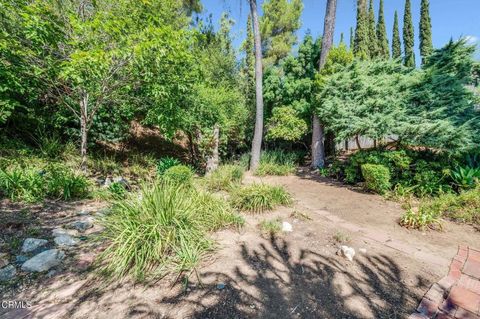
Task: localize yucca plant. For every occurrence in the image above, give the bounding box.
[230,183,292,214]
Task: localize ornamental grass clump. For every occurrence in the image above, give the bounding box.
[204,164,244,192]
[99,181,241,281]
[230,183,292,214]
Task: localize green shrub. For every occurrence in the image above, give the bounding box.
[162,165,194,184]
[361,164,391,194]
[0,164,89,202]
[255,162,295,176]
[204,165,244,191]
[108,182,127,199]
[413,168,451,197]
[157,157,181,176]
[254,150,297,176]
[230,183,292,214]
[99,182,241,280]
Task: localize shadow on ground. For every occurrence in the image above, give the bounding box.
[5,235,430,319]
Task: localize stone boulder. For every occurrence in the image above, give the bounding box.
[21,238,48,254]
[21,249,65,272]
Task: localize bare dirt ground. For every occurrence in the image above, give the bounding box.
[1,171,480,319]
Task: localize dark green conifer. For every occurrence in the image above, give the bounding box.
[403,0,415,67]
[419,0,433,64]
[376,0,389,59]
[392,10,401,59]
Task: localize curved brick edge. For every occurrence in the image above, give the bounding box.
[408,245,471,319]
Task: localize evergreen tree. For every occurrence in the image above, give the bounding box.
[376,0,389,59]
[340,32,344,44]
[260,0,303,66]
[367,0,378,58]
[354,0,369,60]
[241,16,255,111]
[403,0,415,67]
[349,27,354,50]
[419,0,433,65]
[392,10,401,59]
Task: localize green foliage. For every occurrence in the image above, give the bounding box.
[376,0,389,59]
[316,59,413,143]
[367,0,378,58]
[255,150,298,176]
[354,0,370,60]
[406,40,479,150]
[419,0,433,65]
[259,218,282,236]
[260,0,303,66]
[162,165,194,184]
[108,182,127,200]
[0,164,89,202]
[203,165,244,192]
[401,185,480,229]
[266,106,307,142]
[230,183,292,214]
[157,157,182,176]
[450,166,480,190]
[412,166,450,197]
[361,164,391,194]
[392,11,402,59]
[403,0,415,67]
[99,181,241,280]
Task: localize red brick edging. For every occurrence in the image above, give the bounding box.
[409,246,480,319]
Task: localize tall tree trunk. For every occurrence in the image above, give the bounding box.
[206,124,220,173]
[248,0,264,172]
[79,90,89,172]
[311,0,337,169]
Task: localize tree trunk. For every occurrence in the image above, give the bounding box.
[248,0,264,172]
[355,135,362,150]
[79,91,89,172]
[206,124,220,173]
[311,0,338,168]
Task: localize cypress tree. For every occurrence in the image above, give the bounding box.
[403,0,415,67]
[392,10,401,59]
[367,0,378,58]
[376,0,389,59]
[419,0,433,64]
[349,26,354,50]
[354,0,369,59]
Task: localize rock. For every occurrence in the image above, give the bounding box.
[0,265,16,282]
[216,283,226,290]
[15,255,28,265]
[0,253,9,268]
[113,176,130,189]
[103,177,112,187]
[21,249,65,273]
[54,234,78,247]
[359,248,367,254]
[95,177,105,186]
[67,219,94,232]
[21,238,48,254]
[282,221,293,232]
[51,228,78,237]
[76,210,89,216]
[339,246,355,261]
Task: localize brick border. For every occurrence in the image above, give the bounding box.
[408,246,480,319]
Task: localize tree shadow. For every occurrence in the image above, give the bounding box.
[161,235,428,319]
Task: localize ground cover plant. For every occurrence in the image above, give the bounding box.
[254,150,299,176]
[203,164,244,192]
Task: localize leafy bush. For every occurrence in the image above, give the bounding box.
[413,168,450,197]
[157,157,181,176]
[204,165,244,192]
[162,165,194,184]
[99,182,241,280]
[361,164,391,194]
[0,164,89,202]
[230,183,292,214]
[108,182,127,199]
[265,106,308,142]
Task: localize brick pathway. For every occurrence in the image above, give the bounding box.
[409,246,480,319]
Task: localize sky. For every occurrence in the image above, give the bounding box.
[198,0,480,63]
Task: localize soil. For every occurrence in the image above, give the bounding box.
[1,170,479,319]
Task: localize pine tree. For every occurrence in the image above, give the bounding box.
[392,10,401,59]
[419,0,433,65]
[403,0,415,67]
[354,0,369,60]
[367,0,378,58]
[376,0,389,59]
[349,27,354,50]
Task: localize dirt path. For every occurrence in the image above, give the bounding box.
[2,173,479,319]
